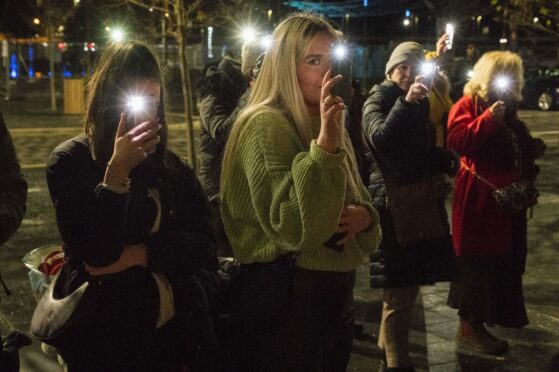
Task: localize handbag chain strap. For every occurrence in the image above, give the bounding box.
[460,160,498,190]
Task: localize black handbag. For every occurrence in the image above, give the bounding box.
[30,266,100,349]
[461,160,539,212]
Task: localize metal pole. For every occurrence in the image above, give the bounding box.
[2,40,10,100]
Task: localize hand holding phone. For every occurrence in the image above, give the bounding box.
[323,232,347,252]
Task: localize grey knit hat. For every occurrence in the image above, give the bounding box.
[385,42,425,75]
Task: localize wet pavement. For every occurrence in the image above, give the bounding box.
[0,98,558,371]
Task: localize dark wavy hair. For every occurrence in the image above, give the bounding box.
[85,41,168,166]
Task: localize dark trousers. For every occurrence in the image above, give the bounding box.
[223,266,355,372]
[60,267,181,372]
[287,267,356,372]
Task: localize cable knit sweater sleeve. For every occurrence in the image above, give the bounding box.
[222,111,347,263]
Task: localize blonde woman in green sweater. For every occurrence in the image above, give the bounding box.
[220,13,381,371]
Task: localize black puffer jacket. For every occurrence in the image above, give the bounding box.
[0,113,27,246]
[198,57,248,203]
[362,80,457,288]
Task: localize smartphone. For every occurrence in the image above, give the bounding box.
[445,24,454,50]
[323,232,347,252]
[125,96,158,131]
[331,49,352,106]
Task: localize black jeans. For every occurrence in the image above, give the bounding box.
[287,267,356,372]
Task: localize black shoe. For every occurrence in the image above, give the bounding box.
[379,359,416,372]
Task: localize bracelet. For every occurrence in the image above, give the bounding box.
[106,164,131,189]
[102,183,130,194]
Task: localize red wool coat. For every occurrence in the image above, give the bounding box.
[447,95,530,257]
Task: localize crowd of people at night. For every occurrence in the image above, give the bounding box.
[0,10,547,372]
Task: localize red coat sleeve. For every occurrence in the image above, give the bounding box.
[446,96,500,157]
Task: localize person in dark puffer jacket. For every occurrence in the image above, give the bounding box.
[362,42,458,372]
[197,45,260,257]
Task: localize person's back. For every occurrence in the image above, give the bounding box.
[0,113,27,245]
[0,112,30,372]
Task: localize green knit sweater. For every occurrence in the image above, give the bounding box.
[221,110,381,272]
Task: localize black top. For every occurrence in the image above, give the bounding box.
[197,57,248,202]
[46,134,217,279]
[0,113,27,246]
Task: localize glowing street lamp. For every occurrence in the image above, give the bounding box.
[110,28,125,42]
[33,18,41,25]
[403,18,411,27]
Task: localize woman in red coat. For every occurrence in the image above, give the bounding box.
[446,51,544,355]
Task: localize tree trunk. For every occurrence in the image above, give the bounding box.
[175,1,197,172]
[47,20,56,112]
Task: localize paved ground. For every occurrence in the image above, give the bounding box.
[0,98,558,371]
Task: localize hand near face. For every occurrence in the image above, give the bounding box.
[436,34,449,57]
[317,69,346,154]
[489,101,506,124]
[405,75,430,103]
[108,113,161,177]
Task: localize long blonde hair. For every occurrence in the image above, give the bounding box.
[464,51,524,101]
[221,13,361,197]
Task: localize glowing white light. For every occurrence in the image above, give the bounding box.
[127,96,146,112]
[110,29,125,42]
[499,38,508,44]
[334,45,347,60]
[533,17,539,23]
[208,26,213,59]
[446,23,454,50]
[403,18,410,27]
[467,70,474,79]
[241,27,257,44]
[261,34,273,50]
[421,62,437,76]
[495,76,510,91]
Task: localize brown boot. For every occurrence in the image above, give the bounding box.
[479,324,509,351]
[456,320,508,355]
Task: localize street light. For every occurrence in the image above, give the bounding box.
[110,29,125,42]
[403,18,410,27]
[33,18,41,25]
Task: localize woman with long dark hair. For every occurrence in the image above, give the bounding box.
[46,41,217,371]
